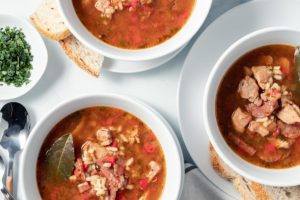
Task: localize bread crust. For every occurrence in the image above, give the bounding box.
[59,35,103,77]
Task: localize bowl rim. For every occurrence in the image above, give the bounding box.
[19,93,184,199]
[203,26,300,187]
[56,0,212,61]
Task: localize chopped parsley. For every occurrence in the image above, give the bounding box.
[0,27,33,87]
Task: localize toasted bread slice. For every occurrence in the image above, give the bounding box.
[60,35,104,77]
[209,145,300,200]
[30,0,70,41]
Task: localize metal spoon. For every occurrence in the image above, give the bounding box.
[0,102,30,199]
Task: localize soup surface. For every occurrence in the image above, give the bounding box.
[72,0,195,49]
[37,107,166,200]
[216,45,300,168]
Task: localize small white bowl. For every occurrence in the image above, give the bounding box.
[57,0,212,61]
[0,14,48,100]
[19,94,184,199]
[203,27,300,187]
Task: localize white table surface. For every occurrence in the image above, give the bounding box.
[0,0,249,199]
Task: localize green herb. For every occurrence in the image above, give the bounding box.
[45,134,75,181]
[0,27,33,87]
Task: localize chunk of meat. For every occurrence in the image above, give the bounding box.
[246,100,278,118]
[251,66,273,89]
[278,121,300,139]
[248,121,269,137]
[100,167,126,190]
[96,128,113,146]
[277,104,300,124]
[238,76,259,102]
[146,161,161,181]
[231,108,252,133]
[82,141,109,164]
[228,133,256,156]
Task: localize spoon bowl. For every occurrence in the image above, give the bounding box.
[0,102,30,199]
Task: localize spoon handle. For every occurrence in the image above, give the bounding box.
[5,176,12,193]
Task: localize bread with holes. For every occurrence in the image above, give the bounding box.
[30,0,70,41]
[59,35,104,77]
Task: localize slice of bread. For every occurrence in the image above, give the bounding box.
[209,144,300,200]
[59,35,104,77]
[30,0,70,41]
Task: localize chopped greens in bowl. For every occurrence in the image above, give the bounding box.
[0,27,33,87]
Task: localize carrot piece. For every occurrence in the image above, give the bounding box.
[139,178,148,190]
[143,143,156,154]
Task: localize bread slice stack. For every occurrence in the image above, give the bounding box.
[209,145,300,200]
[30,0,103,77]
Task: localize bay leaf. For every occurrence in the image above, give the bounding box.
[45,133,75,180]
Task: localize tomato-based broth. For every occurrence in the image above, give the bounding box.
[216,45,300,168]
[37,107,166,200]
[72,0,195,49]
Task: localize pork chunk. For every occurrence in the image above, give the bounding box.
[278,121,300,139]
[252,66,273,89]
[228,133,256,156]
[238,76,259,102]
[277,104,300,124]
[246,100,278,118]
[231,108,252,133]
[96,128,112,146]
[248,121,270,137]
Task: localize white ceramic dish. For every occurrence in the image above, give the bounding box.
[57,0,212,61]
[103,46,184,73]
[203,27,300,187]
[178,0,300,197]
[0,14,48,101]
[19,94,184,200]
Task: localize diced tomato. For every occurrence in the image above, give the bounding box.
[103,155,117,165]
[281,65,290,74]
[127,119,137,126]
[130,0,139,8]
[143,143,156,154]
[264,143,276,154]
[111,140,118,147]
[117,196,126,200]
[139,178,148,190]
[105,117,114,126]
[116,194,127,200]
[83,164,89,172]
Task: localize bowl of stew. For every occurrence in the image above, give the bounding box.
[56,0,212,61]
[204,27,300,186]
[19,94,184,199]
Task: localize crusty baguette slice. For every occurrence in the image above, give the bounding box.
[30,0,70,41]
[209,144,300,200]
[59,35,104,77]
